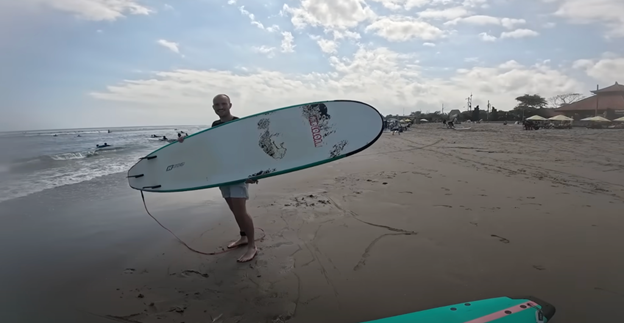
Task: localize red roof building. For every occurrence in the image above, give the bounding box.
[555,82,624,120]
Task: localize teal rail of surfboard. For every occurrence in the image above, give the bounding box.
[363,296,555,323]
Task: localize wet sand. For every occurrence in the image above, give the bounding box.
[2,123,624,322]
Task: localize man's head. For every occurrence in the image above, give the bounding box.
[213,94,232,118]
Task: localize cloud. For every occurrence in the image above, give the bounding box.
[418,7,471,20]
[22,0,152,21]
[280,31,295,53]
[573,55,624,83]
[500,29,539,38]
[90,46,586,116]
[310,36,339,53]
[252,45,276,57]
[156,39,180,54]
[365,16,445,41]
[368,0,438,11]
[445,15,526,29]
[478,32,496,41]
[423,42,436,47]
[281,0,375,30]
[549,0,624,37]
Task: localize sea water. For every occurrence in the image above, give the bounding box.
[0,125,206,203]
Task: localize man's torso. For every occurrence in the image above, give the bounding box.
[212,116,239,127]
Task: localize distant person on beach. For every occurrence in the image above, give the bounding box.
[177,94,258,263]
[448,118,455,129]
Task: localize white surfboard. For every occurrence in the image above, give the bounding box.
[127,100,383,192]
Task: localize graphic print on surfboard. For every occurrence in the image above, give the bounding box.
[361,296,556,323]
[257,118,286,159]
[127,100,383,192]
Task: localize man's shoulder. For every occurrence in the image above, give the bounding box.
[211,117,239,127]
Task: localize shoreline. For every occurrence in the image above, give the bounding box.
[2,124,624,322]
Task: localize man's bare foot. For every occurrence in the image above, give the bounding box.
[227,236,248,249]
[237,246,257,263]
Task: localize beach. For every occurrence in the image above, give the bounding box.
[2,123,624,323]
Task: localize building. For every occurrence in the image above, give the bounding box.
[555,82,624,120]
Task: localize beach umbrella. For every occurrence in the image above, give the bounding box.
[548,115,573,121]
[612,116,624,122]
[526,115,547,121]
[580,116,611,122]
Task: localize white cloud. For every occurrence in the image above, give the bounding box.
[418,7,471,20]
[252,45,276,57]
[266,25,280,32]
[573,55,624,83]
[462,0,489,8]
[549,0,624,37]
[423,42,436,47]
[281,31,295,53]
[311,36,339,53]
[238,5,267,30]
[156,39,180,54]
[543,22,556,28]
[281,0,375,30]
[500,29,539,38]
[365,16,445,41]
[20,0,152,21]
[331,29,362,40]
[478,32,496,41]
[445,15,525,29]
[90,46,586,116]
[500,18,526,29]
[367,0,432,11]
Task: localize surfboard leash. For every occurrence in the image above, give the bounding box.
[139,190,265,256]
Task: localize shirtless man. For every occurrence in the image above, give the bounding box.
[178,94,258,262]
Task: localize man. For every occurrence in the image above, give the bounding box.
[178,94,258,263]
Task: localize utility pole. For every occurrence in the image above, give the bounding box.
[487,100,490,121]
[466,94,472,111]
[595,84,599,117]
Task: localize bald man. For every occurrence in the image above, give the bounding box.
[178,94,258,262]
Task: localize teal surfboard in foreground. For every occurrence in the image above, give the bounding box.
[363,296,555,323]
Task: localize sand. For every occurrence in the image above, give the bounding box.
[2,123,624,323]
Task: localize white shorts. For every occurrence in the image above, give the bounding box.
[219,182,249,199]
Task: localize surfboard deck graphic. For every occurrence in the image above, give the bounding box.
[127,100,383,192]
[362,296,555,323]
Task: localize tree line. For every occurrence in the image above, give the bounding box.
[386,93,585,122]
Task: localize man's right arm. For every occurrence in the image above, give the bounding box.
[179,122,218,143]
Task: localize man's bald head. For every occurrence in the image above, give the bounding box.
[212,94,232,118]
[213,94,230,104]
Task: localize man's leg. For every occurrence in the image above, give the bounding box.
[223,183,257,262]
[225,197,248,248]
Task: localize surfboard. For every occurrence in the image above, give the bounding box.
[362,296,555,323]
[127,100,383,192]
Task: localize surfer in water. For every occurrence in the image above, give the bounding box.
[178,94,258,263]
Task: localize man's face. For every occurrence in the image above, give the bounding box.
[212,95,231,117]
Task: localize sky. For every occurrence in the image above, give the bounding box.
[0,0,623,131]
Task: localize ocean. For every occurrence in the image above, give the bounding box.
[0,125,207,203]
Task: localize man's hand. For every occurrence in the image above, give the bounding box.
[245,179,258,184]
[177,136,185,143]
